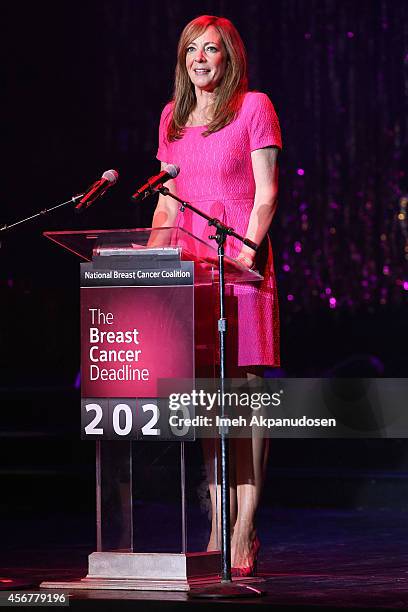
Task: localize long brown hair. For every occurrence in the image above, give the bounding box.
[168,15,248,141]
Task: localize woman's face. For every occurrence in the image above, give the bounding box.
[185,26,227,93]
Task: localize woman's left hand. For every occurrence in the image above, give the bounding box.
[236,252,256,269]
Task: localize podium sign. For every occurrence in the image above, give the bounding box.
[80,260,194,397]
[80,256,194,441]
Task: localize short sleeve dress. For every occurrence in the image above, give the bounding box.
[156,91,282,370]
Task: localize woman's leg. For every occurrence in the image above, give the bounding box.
[231,435,269,567]
[202,437,237,551]
[202,367,270,561]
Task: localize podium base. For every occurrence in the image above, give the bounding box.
[41,551,222,592]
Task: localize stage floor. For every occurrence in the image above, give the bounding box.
[2,507,408,610]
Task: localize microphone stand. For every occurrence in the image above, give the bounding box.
[0,195,84,233]
[157,185,264,599]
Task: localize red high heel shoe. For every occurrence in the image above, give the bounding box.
[231,537,260,577]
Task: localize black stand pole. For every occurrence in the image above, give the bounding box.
[157,186,265,598]
[0,195,84,233]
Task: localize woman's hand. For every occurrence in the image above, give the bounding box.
[236,252,256,270]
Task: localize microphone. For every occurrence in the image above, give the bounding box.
[131,164,179,201]
[75,169,119,211]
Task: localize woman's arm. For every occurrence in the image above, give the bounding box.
[237,146,279,268]
[152,163,179,228]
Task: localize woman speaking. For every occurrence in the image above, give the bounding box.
[152,14,282,576]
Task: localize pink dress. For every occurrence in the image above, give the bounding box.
[157,92,282,369]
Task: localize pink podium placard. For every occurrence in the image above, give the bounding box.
[80,261,194,398]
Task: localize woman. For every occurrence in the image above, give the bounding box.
[152,15,281,576]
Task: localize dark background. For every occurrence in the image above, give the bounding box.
[1,0,407,554]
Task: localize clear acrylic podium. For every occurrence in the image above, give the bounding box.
[41,227,262,591]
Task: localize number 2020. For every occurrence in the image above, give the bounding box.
[84,401,160,437]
